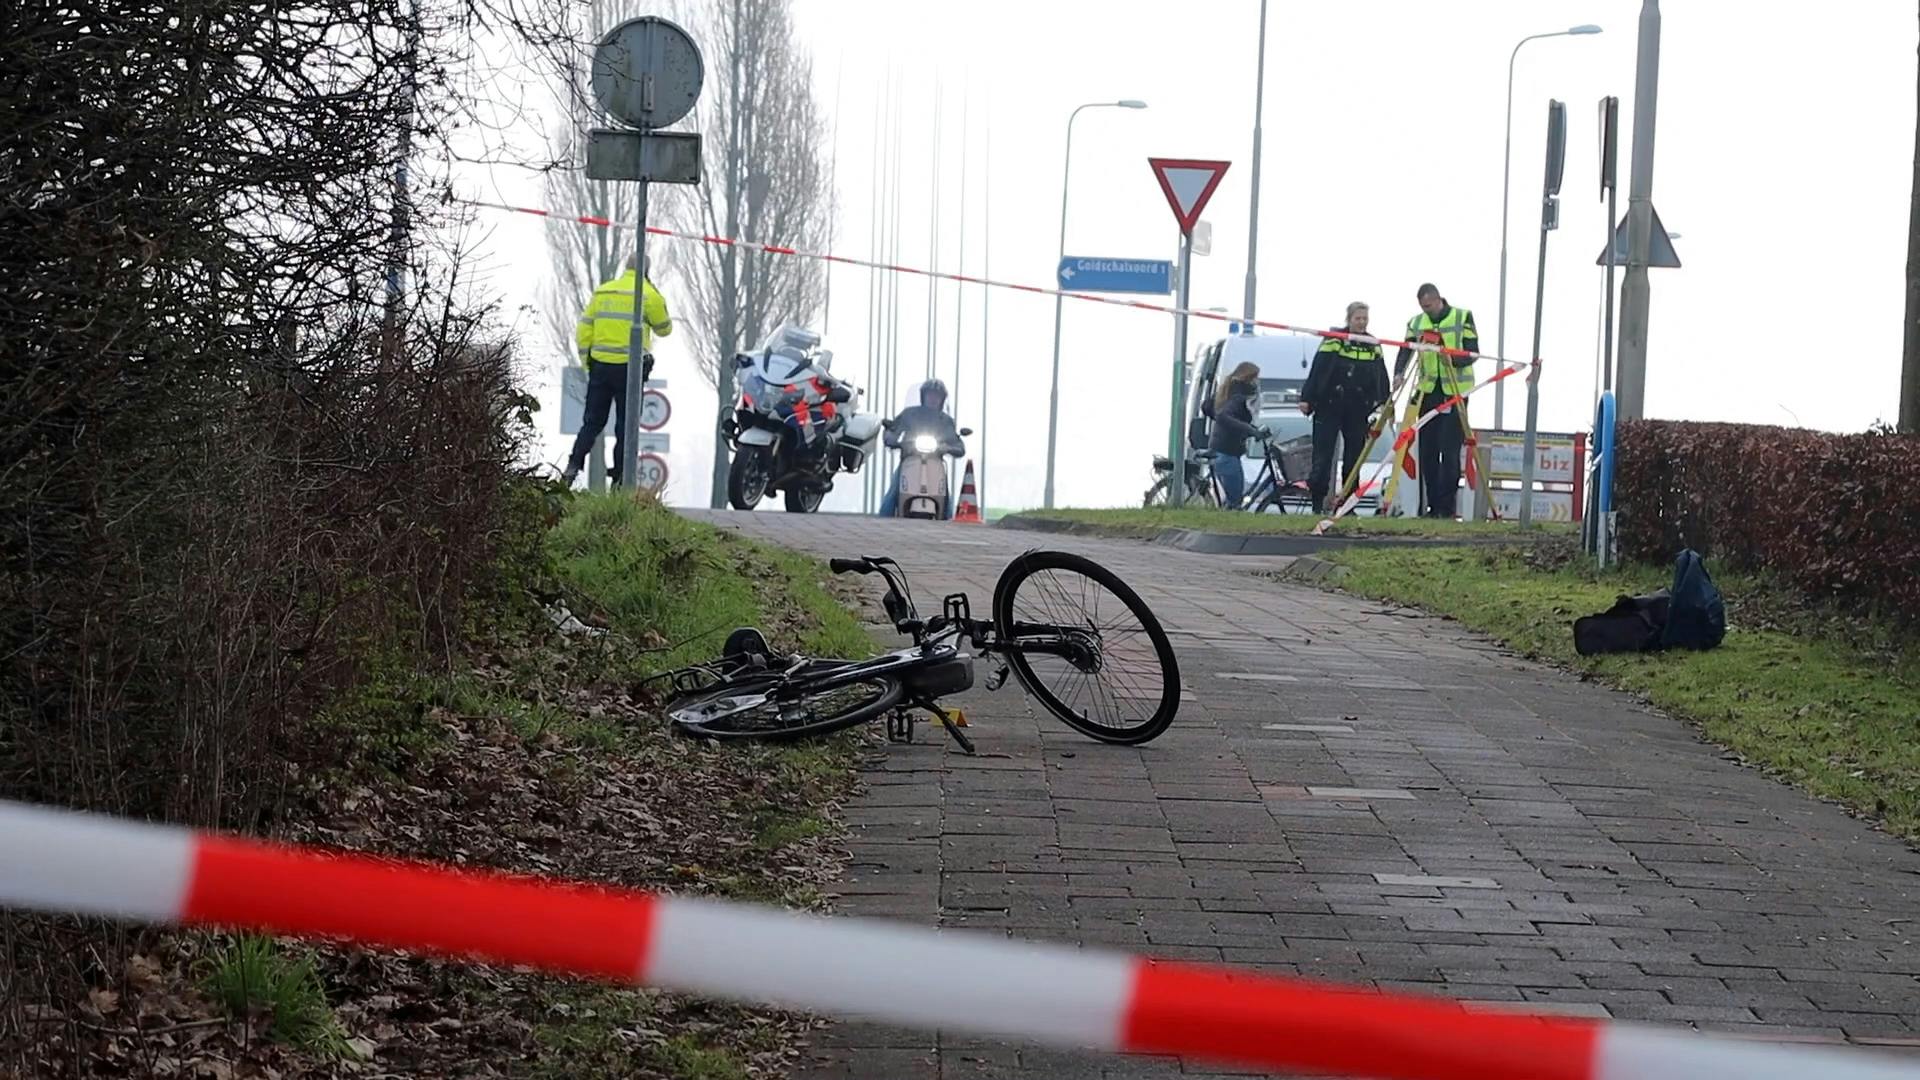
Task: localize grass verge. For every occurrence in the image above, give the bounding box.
[220,492,873,1078]
[1007,506,1570,538]
[549,492,874,672]
[1320,542,1920,841]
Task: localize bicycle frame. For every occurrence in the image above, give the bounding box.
[1242,441,1283,511]
[850,556,1097,668]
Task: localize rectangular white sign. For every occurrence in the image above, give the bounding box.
[1483,430,1579,485]
[1490,488,1574,523]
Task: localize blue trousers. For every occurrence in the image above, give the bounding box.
[1212,452,1245,510]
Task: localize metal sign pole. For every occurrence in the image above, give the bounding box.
[621,172,650,488]
[585,15,704,495]
[1166,230,1194,507]
[1599,96,1620,393]
[1520,100,1566,528]
[588,436,607,492]
[1144,157,1231,512]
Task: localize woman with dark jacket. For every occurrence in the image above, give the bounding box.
[1205,361,1267,510]
[1301,302,1391,512]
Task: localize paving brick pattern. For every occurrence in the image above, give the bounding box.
[685,511,1920,1078]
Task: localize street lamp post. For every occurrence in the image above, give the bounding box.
[1495,23,1601,430]
[1043,99,1147,510]
[1242,0,1268,327]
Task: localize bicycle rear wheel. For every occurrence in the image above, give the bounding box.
[991,550,1180,745]
[669,667,902,742]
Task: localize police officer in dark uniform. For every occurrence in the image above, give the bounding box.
[1301,301,1390,512]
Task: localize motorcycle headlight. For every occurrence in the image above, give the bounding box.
[912,433,939,454]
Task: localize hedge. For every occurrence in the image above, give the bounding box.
[1613,420,1920,618]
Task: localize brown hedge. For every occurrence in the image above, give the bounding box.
[1613,420,1920,617]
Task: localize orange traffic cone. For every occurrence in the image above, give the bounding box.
[952,459,983,524]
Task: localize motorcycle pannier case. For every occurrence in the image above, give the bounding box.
[840,413,883,446]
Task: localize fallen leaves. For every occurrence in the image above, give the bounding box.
[7,627,861,1079]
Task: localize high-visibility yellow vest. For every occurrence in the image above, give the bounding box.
[576,270,672,366]
[1317,334,1384,364]
[1406,306,1474,398]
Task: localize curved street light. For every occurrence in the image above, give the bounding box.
[1495,24,1602,429]
[1042,100,1147,510]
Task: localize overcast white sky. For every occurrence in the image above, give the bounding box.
[460,0,1917,510]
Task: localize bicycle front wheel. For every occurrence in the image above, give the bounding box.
[991,550,1181,745]
[669,667,902,742]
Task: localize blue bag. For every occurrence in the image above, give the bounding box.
[1660,549,1727,651]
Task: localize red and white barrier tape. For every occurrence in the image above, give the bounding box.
[4,801,1912,1080]
[457,196,1525,370]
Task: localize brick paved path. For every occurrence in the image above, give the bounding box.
[685,511,1920,1079]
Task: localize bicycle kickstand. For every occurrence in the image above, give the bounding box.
[925,702,976,756]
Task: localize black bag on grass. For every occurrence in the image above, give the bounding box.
[1660,548,1727,651]
[1571,548,1726,657]
[1574,589,1671,656]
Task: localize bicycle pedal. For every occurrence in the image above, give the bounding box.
[985,665,1009,691]
[886,711,914,743]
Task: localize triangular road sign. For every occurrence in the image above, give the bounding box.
[1597,204,1681,268]
[1149,157,1231,236]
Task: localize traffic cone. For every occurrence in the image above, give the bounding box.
[952,459,983,524]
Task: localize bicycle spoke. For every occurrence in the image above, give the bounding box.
[1004,562,1168,733]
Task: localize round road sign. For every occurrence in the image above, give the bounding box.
[591,17,704,130]
[634,452,669,494]
[639,389,671,431]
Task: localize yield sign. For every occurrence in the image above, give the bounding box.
[1148,157,1231,235]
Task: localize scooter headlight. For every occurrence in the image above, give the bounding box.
[912,433,939,454]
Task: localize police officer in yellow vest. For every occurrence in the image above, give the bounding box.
[563,252,672,487]
[1301,301,1390,513]
[1393,283,1478,518]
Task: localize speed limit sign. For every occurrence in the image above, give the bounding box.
[639,389,671,431]
[634,452,669,494]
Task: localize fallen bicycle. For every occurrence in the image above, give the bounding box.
[651,550,1181,753]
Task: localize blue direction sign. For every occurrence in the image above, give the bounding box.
[1056,256,1174,295]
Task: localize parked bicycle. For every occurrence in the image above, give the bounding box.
[1243,432,1316,514]
[1143,434,1313,513]
[654,550,1181,752]
[1143,454,1218,508]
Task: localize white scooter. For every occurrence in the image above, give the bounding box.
[886,420,972,520]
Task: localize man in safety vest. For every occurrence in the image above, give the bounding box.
[562,253,673,487]
[1393,283,1478,519]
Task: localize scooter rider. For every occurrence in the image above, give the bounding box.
[879,379,963,518]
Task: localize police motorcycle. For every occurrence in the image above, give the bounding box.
[884,417,972,520]
[722,324,883,513]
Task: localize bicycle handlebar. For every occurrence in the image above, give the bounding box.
[829,557,874,575]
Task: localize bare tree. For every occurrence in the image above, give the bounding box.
[656,0,833,506]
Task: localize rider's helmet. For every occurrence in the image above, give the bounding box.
[918,378,948,411]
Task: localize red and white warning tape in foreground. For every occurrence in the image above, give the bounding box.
[4,801,1913,1080]
[456,196,1526,371]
